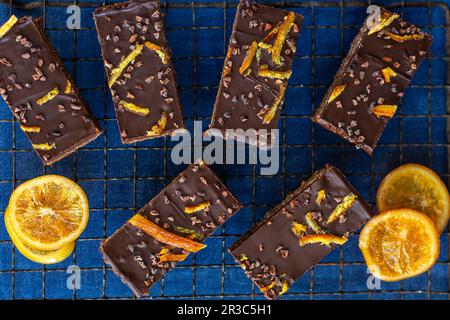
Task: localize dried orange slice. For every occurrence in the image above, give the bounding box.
[359,209,439,281]
[5,207,75,264]
[377,164,450,233]
[7,175,89,251]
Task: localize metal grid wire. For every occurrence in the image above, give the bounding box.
[0,0,448,300]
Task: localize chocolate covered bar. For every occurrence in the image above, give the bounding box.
[229,164,371,299]
[208,0,302,146]
[94,0,184,144]
[0,16,101,165]
[101,162,243,297]
[313,8,432,155]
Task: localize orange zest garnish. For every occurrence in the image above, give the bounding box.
[299,234,348,247]
[108,43,144,88]
[260,280,277,292]
[385,31,425,43]
[291,221,307,237]
[381,67,397,83]
[0,15,17,38]
[328,85,346,103]
[159,253,188,262]
[305,212,325,234]
[119,100,150,116]
[64,81,72,94]
[261,22,281,44]
[32,143,55,151]
[144,41,169,64]
[258,68,292,80]
[239,41,258,75]
[184,201,211,214]
[272,12,296,65]
[368,13,399,35]
[20,125,40,133]
[372,105,397,118]
[316,190,326,206]
[146,112,167,136]
[128,214,206,253]
[262,84,286,124]
[37,87,59,105]
[326,193,357,224]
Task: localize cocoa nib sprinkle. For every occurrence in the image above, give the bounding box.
[94,0,183,144]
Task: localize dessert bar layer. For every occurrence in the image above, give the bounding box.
[312,8,432,155]
[229,164,371,299]
[0,16,102,165]
[208,0,302,147]
[94,0,184,144]
[101,162,243,297]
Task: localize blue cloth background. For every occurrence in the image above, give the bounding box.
[0,0,448,300]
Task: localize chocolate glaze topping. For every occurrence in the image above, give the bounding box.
[101,162,243,297]
[208,0,303,147]
[313,8,432,155]
[0,16,101,165]
[229,164,371,299]
[94,0,184,144]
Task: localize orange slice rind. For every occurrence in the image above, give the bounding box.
[5,207,75,264]
[377,163,450,233]
[7,175,89,251]
[359,209,439,282]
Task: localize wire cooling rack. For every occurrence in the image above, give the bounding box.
[0,0,448,300]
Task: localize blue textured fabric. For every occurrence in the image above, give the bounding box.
[0,0,447,300]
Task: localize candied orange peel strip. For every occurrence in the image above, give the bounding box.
[291,221,307,237]
[372,105,398,118]
[37,87,59,105]
[258,68,292,80]
[239,41,258,75]
[326,193,357,224]
[128,214,206,252]
[299,234,348,246]
[381,67,397,83]
[385,31,425,43]
[280,280,289,295]
[305,212,325,234]
[119,100,150,116]
[184,201,211,214]
[159,253,188,262]
[328,84,346,103]
[368,13,399,35]
[20,125,40,133]
[64,81,72,94]
[316,189,326,206]
[0,15,17,38]
[32,142,55,151]
[147,112,168,136]
[260,280,277,292]
[109,43,144,88]
[144,41,169,65]
[272,12,296,65]
[262,84,286,124]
